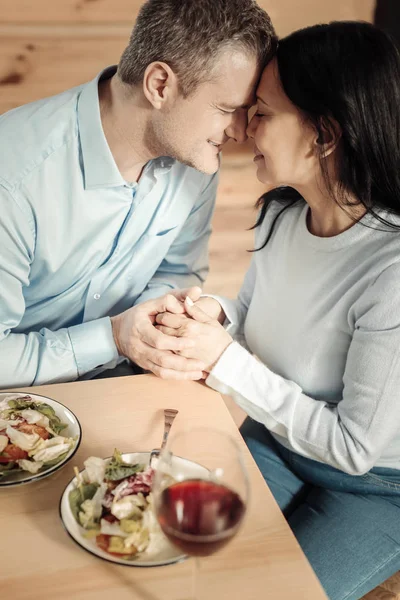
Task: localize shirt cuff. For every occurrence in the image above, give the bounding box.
[207,341,250,387]
[68,317,119,377]
[206,340,301,428]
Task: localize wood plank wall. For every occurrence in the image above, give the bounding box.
[0,0,375,297]
[0,0,375,115]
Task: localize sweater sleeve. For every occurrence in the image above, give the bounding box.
[206,264,400,475]
[203,258,256,347]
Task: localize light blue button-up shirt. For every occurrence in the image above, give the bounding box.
[0,67,218,388]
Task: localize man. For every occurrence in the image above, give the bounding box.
[0,0,276,388]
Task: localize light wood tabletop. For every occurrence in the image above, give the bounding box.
[0,375,327,600]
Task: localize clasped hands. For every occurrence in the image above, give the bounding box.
[110,287,233,380]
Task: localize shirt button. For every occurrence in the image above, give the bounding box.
[93,293,101,300]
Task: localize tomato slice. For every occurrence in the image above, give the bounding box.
[2,444,28,461]
[96,534,111,553]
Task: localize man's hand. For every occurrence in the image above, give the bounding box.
[110,293,206,380]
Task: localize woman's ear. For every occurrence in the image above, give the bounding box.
[142,61,179,109]
[315,117,342,158]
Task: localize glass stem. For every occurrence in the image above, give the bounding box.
[192,557,201,600]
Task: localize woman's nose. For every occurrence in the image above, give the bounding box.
[246,115,256,139]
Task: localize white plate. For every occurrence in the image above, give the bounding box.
[0,391,82,487]
[59,451,208,567]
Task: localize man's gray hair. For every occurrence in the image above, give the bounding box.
[118,0,277,97]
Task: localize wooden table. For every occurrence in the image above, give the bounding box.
[0,375,327,600]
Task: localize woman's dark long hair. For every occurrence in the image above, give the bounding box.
[254,21,400,249]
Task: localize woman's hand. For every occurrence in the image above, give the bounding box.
[155,297,233,373]
[194,296,226,323]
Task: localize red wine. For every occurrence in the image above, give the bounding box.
[158,479,245,557]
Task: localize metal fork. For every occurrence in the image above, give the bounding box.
[149,408,178,466]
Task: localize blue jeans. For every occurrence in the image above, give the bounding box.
[240,418,400,600]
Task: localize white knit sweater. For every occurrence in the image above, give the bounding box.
[207,201,400,475]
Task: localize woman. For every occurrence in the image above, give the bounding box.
[156,22,400,600]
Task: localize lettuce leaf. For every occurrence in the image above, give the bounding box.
[5,398,67,435]
[32,440,72,463]
[84,456,106,485]
[6,426,39,451]
[17,459,44,474]
[69,483,99,522]
[42,451,69,467]
[0,461,20,478]
[0,435,8,453]
[19,409,49,428]
[104,449,144,481]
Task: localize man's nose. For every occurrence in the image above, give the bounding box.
[226,112,248,144]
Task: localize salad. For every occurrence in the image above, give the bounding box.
[0,394,75,478]
[69,450,164,559]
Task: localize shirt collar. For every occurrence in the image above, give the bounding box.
[77,66,176,189]
[153,156,175,174]
[77,66,125,190]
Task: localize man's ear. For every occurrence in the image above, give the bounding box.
[315,117,342,158]
[143,62,179,109]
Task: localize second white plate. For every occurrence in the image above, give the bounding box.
[59,451,208,567]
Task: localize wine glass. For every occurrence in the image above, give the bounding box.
[152,427,249,599]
